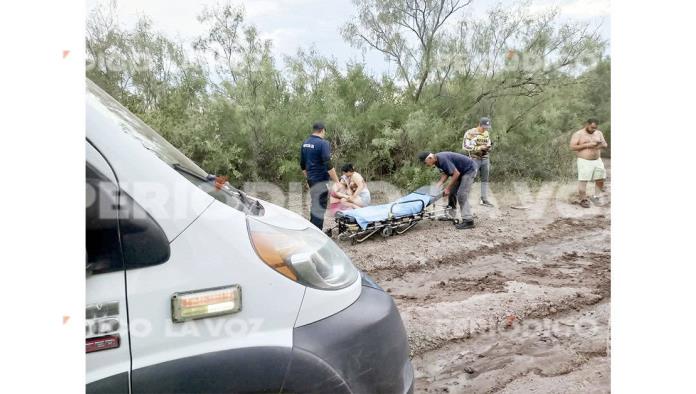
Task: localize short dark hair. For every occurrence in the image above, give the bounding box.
[312,122,326,131]
[586,118,599,125]
[417,151,431,163]
[341,163,354,173]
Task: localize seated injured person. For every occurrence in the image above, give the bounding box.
[329,177,354,216]
[340,163,371,208]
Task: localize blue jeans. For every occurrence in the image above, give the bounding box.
[472,157,490,200]
[456,171,475,221]
[446,170,475,221]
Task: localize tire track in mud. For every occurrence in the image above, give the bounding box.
[414,302,610,394]
[340,205,610,392]
[403,280,605,357]
[362,215,610,283]
[354,214,611,393]
[383,230,610,307]
[394,226,610,357]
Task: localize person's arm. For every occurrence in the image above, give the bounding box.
[341,200,361,209]
[300,145,307,177]
[328,168,339,183]
[463,130,476,153]
[597,131,608,149]
[350,174,366,198]
[435,173,448,189]
[331,184,350,201]
[444,169,461,195]
[482,131,492,150]
[335,189,351,199]
[473,130,492,153]
[438,159,458,195]
[569,132,595,151]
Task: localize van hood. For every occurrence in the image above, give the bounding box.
[251,200,314,231]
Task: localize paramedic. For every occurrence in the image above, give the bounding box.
[463,116,494,207]
[300,122,340,229]
[569,118,608,208]
[418,151,479,230]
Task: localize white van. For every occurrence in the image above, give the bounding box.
[85,79,413,393]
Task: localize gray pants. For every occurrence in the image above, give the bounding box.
[472,157,490,201]
[455,170,475,221]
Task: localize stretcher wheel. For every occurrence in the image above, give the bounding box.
[382,227,393,237]
[453,219,460,224]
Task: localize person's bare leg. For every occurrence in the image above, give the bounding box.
[343,200,361,209]
[595,179,605,195]
[578,181,588,200]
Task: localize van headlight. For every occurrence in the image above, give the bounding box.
[246,218,359,290]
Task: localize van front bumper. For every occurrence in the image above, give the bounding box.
[283,274,414,394]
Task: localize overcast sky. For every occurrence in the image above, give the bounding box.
[86,0,610,76]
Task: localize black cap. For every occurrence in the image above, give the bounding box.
[417,151,431,162]
[312,122,325,131]
[480,117,491,129]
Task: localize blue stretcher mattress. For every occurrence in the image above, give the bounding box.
[339,191,433,230]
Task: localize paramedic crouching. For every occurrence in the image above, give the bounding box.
[301,122,340,229]
[418,151,479,230]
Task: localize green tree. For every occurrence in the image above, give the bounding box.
[86,0,610,189]
[342,0,471,103]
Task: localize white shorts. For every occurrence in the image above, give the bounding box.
[577,158,606,181]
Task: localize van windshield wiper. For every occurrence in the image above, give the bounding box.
[172,163,260,214]
[172,163,208,181]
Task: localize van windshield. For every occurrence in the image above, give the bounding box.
[87,81,209,179]
[87,80,263,215]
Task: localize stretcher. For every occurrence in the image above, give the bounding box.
[331,186,459,244]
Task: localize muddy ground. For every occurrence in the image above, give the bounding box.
[335,179,611,393]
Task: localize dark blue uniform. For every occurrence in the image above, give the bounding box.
[435,152,477,177]
[434,152,478,210]
[300,135,332,182]
[300,134,333,229]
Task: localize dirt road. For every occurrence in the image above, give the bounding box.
[339,184,611,393]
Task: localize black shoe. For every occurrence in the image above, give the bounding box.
[455,220,475,230]
[480,199,494,207]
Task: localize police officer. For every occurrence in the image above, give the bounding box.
[300,122,339,229]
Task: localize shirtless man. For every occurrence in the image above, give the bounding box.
[569,118,608,207]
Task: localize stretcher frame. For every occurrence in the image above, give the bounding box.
[331,196,459,244]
